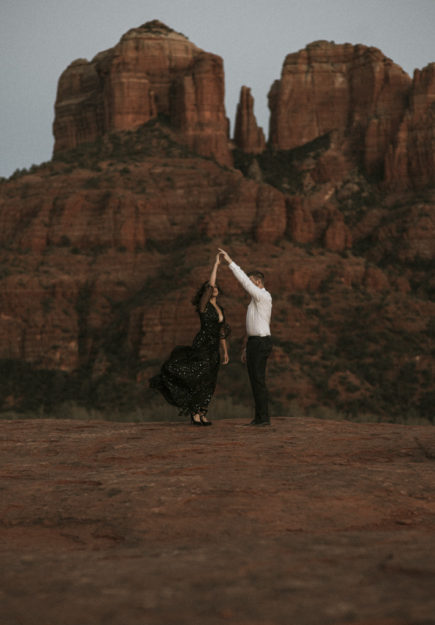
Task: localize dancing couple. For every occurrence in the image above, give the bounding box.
[150,249,273,426]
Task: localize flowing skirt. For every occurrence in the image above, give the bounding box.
[150,342,220,417]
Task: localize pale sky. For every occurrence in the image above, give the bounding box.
[1,0,434,178]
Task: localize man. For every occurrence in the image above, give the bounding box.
[218,248,272,426]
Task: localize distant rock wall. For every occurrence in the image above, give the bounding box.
[385,63,435,189]
[1,23,434,415]
[234,86,266,154]
[53,20,232,166]
[53,28,435,188]
[267,41,435,188]
[268,41,411,179]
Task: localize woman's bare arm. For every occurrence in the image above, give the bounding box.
[209,253,221,286]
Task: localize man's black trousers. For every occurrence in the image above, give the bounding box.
[246,336,272,423]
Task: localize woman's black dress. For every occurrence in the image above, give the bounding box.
[150,286,230,417]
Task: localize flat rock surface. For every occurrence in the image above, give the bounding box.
[1,417,435,625]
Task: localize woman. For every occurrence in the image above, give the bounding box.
[150,253,230,425]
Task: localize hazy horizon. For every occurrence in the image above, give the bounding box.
[1,0,434,178]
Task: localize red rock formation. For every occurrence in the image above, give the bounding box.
[323,214,352,252]
[286,196,352,252]
[363,266,389,292]
[1,145,434,417]
[268,41,411,177]
[53,20,232,166]
[197,177,286,244]
[385,63,435,189]
[370,201,435,262]
[287,197,316,244]
[234,86,266,153]
[254,184,286,243]
[1,27,434,418]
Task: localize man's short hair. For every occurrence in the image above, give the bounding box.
[247,270,265,283]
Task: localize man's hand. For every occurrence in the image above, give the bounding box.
[218,248,232,264]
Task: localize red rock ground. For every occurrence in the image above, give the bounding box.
[1,417,435,625]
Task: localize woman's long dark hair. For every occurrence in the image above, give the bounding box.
[192,281,223,309]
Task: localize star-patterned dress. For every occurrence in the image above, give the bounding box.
[150,285,230,417]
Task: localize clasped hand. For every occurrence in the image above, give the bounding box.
[217,248,232,264]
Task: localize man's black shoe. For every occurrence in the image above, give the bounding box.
[245,419,270,426]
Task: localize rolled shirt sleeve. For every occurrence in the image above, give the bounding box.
[229,262,264,300]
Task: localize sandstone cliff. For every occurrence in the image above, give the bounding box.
[1,121,434,419]
[266,41,435,188]
[385,63,435,189]
[53,20,232,166]
[268,41,411,180]
[234,86,266,154]
[1,24,434,420]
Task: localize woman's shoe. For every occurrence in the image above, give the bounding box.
[200,415,212,426]
[191,414,203,426]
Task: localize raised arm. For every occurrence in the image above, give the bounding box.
[209,252,221,287]
[198,254,221,312]
[218,248,264,300]
[228,263,264,300]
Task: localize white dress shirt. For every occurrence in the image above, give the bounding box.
[229,262,272,337]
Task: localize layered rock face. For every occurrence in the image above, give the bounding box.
[1,26,434,419]
[53,20,232,166]
[53,30,435,187]
[234,86,266,153]
[0,126,288,383]
[1,124,434,418]
[268,42,412,178]
[385,63,435,189]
